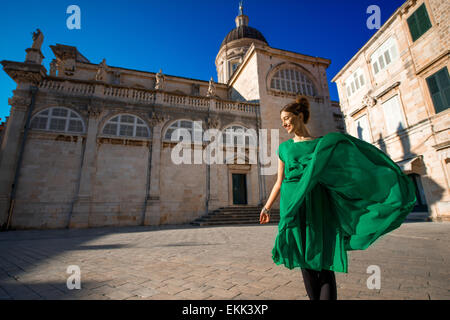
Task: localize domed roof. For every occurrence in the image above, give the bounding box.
[221,25,268,48]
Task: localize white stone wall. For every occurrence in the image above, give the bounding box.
[90,142,149,227]
[12,134,83,228]
[159,144,207,224]
[230,53,260,102]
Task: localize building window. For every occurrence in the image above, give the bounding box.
[354,114,371,142]
[407,3,432,42]
[381,95,407,135]
[102,114,150,138]
[231,61,240,73]
[370,37,399,76]
[426,67,450,114]
[345,68,366,97]
[222,125,257,147]
[164,119,203,143]
[270,68,316,96]
[30,107,85,133]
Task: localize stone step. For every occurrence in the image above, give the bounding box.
[212,208,270,212]
[207,211,280,216]
[194,218,281,224]
[405,211,430,222]
[199,213,280,219]
[201,216,280,221]
[191,206,280,226]
[191,220,279,226]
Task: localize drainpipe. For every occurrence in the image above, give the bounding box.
[5,85,38,230]
[66,121,88,228]
[255,101,264,207]
[141,131,153,226]
[205,100,211,215]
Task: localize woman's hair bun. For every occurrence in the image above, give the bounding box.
[280,95,311,124]
[295,96,310,111]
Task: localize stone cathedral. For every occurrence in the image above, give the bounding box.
[0,5,343,229]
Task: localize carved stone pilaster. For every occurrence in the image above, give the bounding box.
[207,116,219,129]
[149,111,170,126]
[87,104,104,118]
[8,95,32,111]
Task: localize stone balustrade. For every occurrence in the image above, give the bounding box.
[38,77,259,115]
[215,100,258,114]
[39,79,95,95]
[103,85,156,103]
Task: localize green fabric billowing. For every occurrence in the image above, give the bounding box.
[272,132,417,273]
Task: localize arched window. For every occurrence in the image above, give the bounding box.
[222,125,257,147]
[102,114,150,138]
[270,69,316,96]
[164,120,203,143]
[30,107,85,133]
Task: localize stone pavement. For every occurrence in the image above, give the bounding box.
[0,221,448,300]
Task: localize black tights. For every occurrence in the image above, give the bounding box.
[301,268,337,300]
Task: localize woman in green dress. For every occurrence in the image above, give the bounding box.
[259,97,417,300]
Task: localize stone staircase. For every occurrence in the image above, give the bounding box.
[405,211,431,222]
[190,205,280,226]
[190,207,429,227]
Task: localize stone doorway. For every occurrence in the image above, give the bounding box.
[232,173,247,205]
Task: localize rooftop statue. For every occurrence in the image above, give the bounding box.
[31,29,44,50]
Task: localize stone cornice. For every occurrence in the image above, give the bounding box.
[375,81,401,99]
[1,60,47,84]
[415,49,450,76]
[258,46,331,67]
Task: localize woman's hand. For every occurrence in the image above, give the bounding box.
[259,207,270,224]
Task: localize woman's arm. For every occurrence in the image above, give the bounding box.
[260,158,285,224]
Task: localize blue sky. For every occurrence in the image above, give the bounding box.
[0,0,406,122]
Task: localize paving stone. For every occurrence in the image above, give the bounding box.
[0,222,448,300]
[132,287,159,298]
[104,290,136,300]
[174,289,212,300]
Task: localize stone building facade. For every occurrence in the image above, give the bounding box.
[332,0,449,221]
[0,5,343,229]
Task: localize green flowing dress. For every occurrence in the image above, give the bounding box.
[272,132,417,273]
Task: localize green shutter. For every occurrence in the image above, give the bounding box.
[437,68,450,110]
[416,4,432,35]
[407,14,420,41]
[427,67,450,114]
[407,3,432,42]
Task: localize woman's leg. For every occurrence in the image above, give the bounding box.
[301,268,337,300]
[300,268,320,300]
[318,269,337,300]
